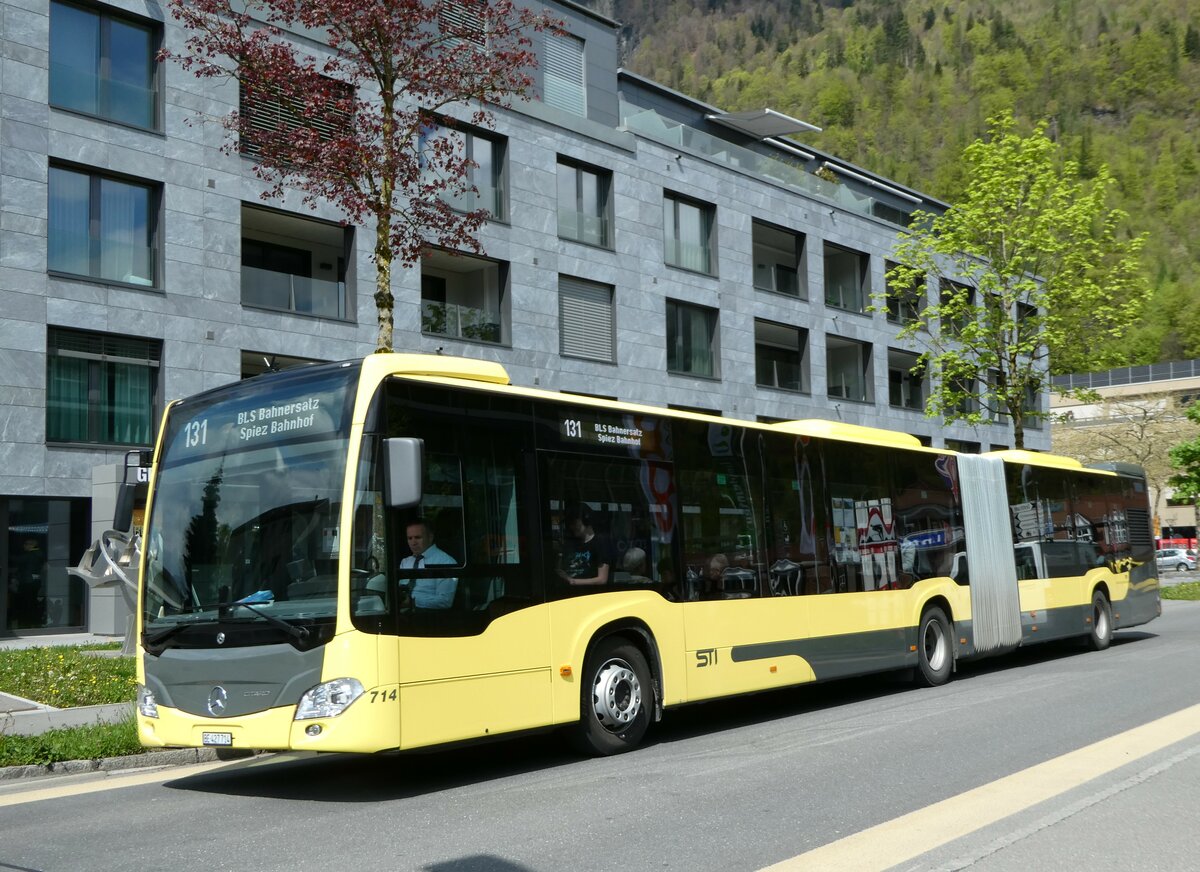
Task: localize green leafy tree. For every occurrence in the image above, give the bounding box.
[1168,401,1200,538]
[881,112,1149,449]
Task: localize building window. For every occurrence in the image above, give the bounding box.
[664,193,716,275]
[949,369,980,418]
[48,165,157,287]
[755,320,808,392]
[421,124,506,221]
[824,242,869,312]
[241,351,325,379]
[543,30,586,116]
[241,205,351,320]
[1023,383,1043,430]
[945,439,981,454]
[667,300,719,378]
[826,336,872,403]
[421,248,508,344]
[557,159,611,248]
[753,220,805,298]
[49,1,158,129]
[939,279,975,337]
[559,276,615,363]
[46,327,161,446]
[888,348,924,410]
[885,261,924,325]
[238,78,352,161]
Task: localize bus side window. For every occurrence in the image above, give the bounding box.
[542,453,666,600]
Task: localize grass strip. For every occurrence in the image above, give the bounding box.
[0,717,142,768]
[1162,581,1200,601]
[0,646,136,707]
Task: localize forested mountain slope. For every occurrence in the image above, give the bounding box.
[589,0,1200,370]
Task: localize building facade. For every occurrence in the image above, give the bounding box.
[1052,361,1200,544]
[0,0,1048,634]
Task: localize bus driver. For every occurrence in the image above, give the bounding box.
[399,518,457,609]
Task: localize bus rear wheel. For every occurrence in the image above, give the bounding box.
[915,606,953,687]
[572,638,652,756]
[1086,590,1113,651]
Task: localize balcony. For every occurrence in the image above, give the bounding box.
[242,265,347,320]
[619,100,883,222]
[421,300,501,343]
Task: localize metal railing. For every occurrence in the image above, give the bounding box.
[1052,359,1200,390]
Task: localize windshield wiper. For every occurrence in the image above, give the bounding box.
[148,599,309,644]
[233,600,309,641]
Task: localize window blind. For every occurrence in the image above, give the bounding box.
[543,31,585,117]
[559,277,613,362]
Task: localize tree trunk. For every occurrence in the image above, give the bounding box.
[374,216,394,353]
[1011,403,1025,450]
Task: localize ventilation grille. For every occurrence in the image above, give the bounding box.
[1126,507,1153,548]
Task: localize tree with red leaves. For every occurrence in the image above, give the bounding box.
[162,0,553,351]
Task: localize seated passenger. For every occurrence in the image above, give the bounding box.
[399,518,457,609]
[701,553,729,599]
[621,547,653,583]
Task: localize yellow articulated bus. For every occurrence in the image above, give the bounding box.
[135,353,1160,756]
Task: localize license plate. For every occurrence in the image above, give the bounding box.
[202,731,233,746]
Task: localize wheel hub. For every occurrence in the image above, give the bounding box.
[591,659,642,731]
[924,620,947,672]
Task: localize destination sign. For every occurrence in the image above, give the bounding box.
[560,410,651,451]
[162,366,358,464]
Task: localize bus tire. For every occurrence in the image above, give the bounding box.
[915,606,952,687]
[1087,590,1113,651]
[572,637,652,756]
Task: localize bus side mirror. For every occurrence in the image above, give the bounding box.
[384,437,424,508]
[114,484,135,533]
[113,449,149,533]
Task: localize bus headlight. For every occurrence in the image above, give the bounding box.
[295,678,364,720]
[138,684,159,719]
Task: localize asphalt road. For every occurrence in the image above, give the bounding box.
[3,599,1198,872]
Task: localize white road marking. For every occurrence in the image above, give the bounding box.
[761,702,1200,872]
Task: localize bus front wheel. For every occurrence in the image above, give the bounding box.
[572,638,652,756]
[1086,591,1113,651]
[915,607,953,687]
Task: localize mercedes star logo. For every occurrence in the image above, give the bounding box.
[207,686,228,717]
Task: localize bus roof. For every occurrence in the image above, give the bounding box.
[356,353,1119,469]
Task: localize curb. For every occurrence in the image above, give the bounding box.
[1,702,134,736]
[0,747,225,782]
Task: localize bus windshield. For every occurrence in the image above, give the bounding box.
[142,363,360,636]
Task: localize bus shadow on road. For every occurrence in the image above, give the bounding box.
[163,629,1160,803]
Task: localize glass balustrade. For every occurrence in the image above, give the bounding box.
[242,265,347,319]
[619,100,882,221]
[421,300,502,344]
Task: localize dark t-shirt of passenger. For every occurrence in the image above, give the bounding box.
[561,533,613,582]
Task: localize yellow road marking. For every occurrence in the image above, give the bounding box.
[0,760,234,808]
[762,702,1200,871]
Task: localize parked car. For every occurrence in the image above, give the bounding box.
[1156,548,1197,573]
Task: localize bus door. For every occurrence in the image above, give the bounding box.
[360,380,550,750]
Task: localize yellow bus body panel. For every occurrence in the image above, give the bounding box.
[390,607,553,750]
